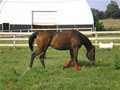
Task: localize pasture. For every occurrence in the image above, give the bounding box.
[99,19,120,31]
[0,46,120,90]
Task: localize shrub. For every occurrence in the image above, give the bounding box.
[94,16,104,31]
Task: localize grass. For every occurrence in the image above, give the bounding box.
[99,19,120,31]
[0,46,120,90]
[0,40,28,44]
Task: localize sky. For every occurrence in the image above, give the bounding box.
[86,0,120,11]
[0,0,120,11]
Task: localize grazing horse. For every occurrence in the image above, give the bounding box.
[29,30,95,70]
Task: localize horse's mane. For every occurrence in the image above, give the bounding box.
[78,31,92,51]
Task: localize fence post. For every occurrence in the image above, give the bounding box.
[20,30,22,38]
[95,32,98,46]
[13,35,16,49]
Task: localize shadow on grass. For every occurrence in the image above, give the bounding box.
[37,56,111,68]
[78,60,93,67]
[77,60,110,68]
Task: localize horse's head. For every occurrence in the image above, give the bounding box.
[86,45,95,65]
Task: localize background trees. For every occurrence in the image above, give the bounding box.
[105,1,120,19]
[91,0,120,31]
[91,8,105,20]
[92,0,120,20]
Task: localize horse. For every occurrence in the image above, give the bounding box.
[28,30,95,70]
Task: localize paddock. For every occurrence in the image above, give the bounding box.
[0,1,120,90]
[0,46,120,89]
[0,29,120,89]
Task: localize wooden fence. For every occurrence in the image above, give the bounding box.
[0,31,120,49]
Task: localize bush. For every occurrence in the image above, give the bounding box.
[94,16,104,31]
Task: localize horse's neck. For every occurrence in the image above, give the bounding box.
[82,36,92,52]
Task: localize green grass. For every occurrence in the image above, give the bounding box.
[0,40,28,44]
[0,46,120,90]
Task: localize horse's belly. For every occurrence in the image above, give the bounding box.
[50,39,70,50]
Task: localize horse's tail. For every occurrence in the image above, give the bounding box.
[29,32,38,51]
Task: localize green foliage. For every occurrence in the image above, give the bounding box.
[105,1,120,19]
[91,8,105,31]
[93,16,104,31]
[0,47,120,90]
[91,1,120,19]
[91,8,105,20]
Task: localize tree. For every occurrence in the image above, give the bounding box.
[105,1,120,19]
[91,8,104,20]
[93,15,104,31]
[91,8,104,31]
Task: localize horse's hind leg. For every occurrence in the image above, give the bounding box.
[40,51,46,68]
[63,50,74,68]
[29,49,42,68]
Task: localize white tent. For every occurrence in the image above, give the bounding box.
[0,0,94,30]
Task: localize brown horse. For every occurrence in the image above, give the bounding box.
[29,30,95,70]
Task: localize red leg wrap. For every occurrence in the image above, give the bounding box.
[75,62,79,70]
[64,61,71,68]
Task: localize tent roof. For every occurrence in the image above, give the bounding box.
[0,0,94,25]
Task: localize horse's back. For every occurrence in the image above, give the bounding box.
[50,31,72,50]
[36,31,53,49]
[50,30,82,50]
[36,30,84,50]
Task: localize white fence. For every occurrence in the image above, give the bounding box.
[0,30,120,49]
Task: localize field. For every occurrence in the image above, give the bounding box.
[99,19,120,31]
[0,46,120,90]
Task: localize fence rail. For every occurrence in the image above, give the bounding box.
[0,31,120,49]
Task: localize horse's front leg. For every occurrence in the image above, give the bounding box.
[73,47,79,70]
[29,49,42,68]
[40,51,46,68]
[63,50,74,68]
